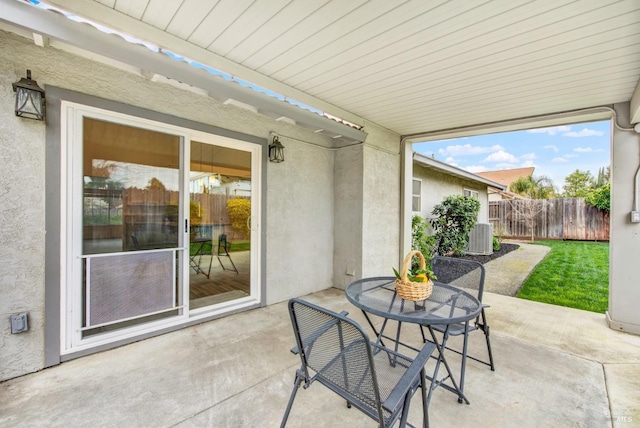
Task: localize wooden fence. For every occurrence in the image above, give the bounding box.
[489,198,609,241]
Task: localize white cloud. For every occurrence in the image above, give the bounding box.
[552,157,568,163]
[543,145,559,152]
[439,144,503,157]
[574,147,603,153]
[465,165,488,173]
[445,156,456,164]
[494,162,518,169]
[520,152,536,160]
[528,126,571,135]
[563,128,604,137]
[483,150,519,163]
[520,160,536,167]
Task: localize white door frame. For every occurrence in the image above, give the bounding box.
[60,101,262,355]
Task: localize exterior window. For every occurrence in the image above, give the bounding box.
[464,188,479,199]
[412,179,421,212]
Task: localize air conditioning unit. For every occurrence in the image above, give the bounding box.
[467,223,493,255]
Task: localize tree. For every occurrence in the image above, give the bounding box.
[146,177,166,191]
[84,161,123,225]
[563,169,594,197]
[509,198,546,241]
[509,175,556,199]
[430,195,480,256]
[507,175,554,242]
[595,166,610,188]
[585,182,610,213]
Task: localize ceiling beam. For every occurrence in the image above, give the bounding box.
[630,79,640,125]
[32,32,48,47]
[0,0,367,143]
[28,0,365,128]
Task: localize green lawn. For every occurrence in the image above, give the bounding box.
[516,240,609,313]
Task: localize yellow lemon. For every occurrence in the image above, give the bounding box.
[415,273,427,282]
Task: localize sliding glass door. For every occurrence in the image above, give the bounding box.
[63,104,261,353]
[188,141,252,310]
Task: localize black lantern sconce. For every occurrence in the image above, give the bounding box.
[269,135,285,163]
[12,70,45,121]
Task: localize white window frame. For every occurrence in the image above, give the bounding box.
[464,188,479,200]
[412,179,422,212]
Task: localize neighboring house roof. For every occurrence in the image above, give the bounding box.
[476,167,535,189]
[413,153,506,190]
[487,187,528,200]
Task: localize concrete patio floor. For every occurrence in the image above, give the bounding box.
[1,286,639,427]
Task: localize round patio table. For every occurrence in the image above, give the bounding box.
[345,276,482,404]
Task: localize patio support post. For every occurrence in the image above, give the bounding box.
[608,101,640,335]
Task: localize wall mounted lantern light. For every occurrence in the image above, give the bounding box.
[12,70,45,121]
[269,135,285,163]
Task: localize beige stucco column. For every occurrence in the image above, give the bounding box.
[608,102,640,335]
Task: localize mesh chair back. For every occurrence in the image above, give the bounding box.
[285,299,433,427]
[289,300,381,413]
[431,256,486,301]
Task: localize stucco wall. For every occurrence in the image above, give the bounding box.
[266,137,334,304]
[0,30,357,379]
[0,65,47,381]
[413,165,490,224]
[608,102,640,334]
[333,144,364,290]
[361,121,402,277]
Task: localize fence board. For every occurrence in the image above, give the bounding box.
[489,198,609,241]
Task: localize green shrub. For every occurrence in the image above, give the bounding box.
[585,183,610,212]
[226,198,251,239]
[430,195,480,256]
[493,236,500,251]
[411,215,436,270]
[493,223,507,243]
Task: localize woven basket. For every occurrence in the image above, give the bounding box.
[395,250,433,301]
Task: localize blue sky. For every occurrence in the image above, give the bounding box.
[413,120,611,190]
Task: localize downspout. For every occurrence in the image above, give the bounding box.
[633,123,640,214]
[399,135,412,265]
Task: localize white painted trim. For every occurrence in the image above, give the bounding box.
[606,311,640,336]
[403,108,613,143]
[43,0,365,127]
[463,188,480,200]
[412,178,422,213]
[630,79,640,124]
[413,152,505,191]
[0,0,367,140]
[60,101,263,354]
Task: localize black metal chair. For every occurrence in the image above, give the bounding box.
[420,256,495,401]
[216,233,238,274]
[282,298,435,428]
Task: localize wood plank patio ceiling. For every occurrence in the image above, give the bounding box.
[43,0,640,135]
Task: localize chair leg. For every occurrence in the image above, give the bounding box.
[458,321,470,404]
[421,368,429,428]
[397,388,413,428]
[280,370,304,428]
[477,309,495,371]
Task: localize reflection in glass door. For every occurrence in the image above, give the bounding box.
[65,104,261,353]
[79,117,184,338]
[189,141,252,309]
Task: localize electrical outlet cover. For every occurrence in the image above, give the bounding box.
[10,312,29,334]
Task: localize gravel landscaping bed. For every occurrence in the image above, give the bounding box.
[436,243,520,282]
